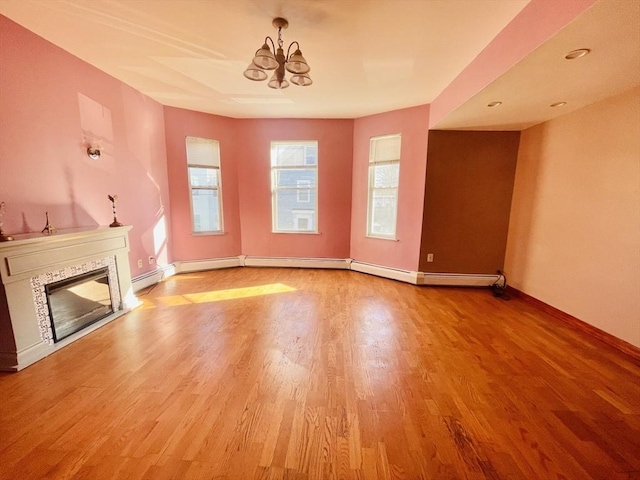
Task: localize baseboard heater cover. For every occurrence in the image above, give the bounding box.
[349,261,420,285]
[419,273,501,287]
[131,264,177,292]
[243,257,350,270]
[349,262,500,287]
[177,257,244,273]
[139,257,499,290]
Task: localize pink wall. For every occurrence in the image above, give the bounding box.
[505,87,640,348]
[0,11,414,273]
[235,119,354,258]
[351,105,430,271]
[429,0,597,127]
[0,16,171,276]
[163,107,242,261]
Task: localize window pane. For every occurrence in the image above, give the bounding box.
[367,134,400,238]
[185,136,223,234]
[305,144,317,165]
[296,217,310,230]
[275,168,317,188]
[372,163,399,188]
[271,141,318,233]
[189,167,218,187]
[272,142,317,166]
[191,189,220,232]
[370,189,397,236]
[297,180,311,202]
[275,189,316,231]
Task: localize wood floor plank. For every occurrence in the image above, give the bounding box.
[0,267,638,479]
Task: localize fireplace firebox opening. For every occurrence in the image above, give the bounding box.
[45,267,114,342]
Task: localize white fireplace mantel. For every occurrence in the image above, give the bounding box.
[0,226,137,371]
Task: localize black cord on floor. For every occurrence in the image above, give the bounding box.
[136,282,158,296]
[491,269,510,300]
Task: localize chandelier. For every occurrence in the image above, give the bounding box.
[243,17,312,89]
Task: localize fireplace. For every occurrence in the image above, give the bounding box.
[0,226,137,371]
[46,267,114,342]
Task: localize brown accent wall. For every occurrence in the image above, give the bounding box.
[419,130,520,273]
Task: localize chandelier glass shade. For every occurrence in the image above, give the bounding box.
[243,18,312,89]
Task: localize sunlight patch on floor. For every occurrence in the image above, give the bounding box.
[147,283,297,307]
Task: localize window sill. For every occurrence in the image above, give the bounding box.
[191,231,227,236]
[365,234,399,242]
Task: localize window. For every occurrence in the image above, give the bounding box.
[271,141,318,233]
[185,136,223,233]
[367,134,401,239]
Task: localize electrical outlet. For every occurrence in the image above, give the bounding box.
[137,259,143,268]
[148,256,155,265]
[427,253,434,262]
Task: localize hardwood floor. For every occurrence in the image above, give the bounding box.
[1,267,638,479]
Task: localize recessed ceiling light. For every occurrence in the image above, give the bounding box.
[487,101,502,107]
[565,48,590,60]
[550,102,567,107]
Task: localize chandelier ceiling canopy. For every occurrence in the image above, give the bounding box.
[243,17,312,89]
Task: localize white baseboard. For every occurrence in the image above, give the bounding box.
[13,342,52,372]
[349,261,421,284]
[132,264,177,292]
[177,256,244,273]
[418,272,500,287]
[244,256,351,269]
[128,257,500,296]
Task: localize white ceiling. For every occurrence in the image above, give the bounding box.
[433,0,640,130]
[1,0,639,129]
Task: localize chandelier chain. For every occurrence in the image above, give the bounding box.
[277,27,284,50]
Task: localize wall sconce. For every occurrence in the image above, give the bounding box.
[87,144,102,160]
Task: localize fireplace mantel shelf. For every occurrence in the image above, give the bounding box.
[0,226,130,253]
[0,225,136,371]
[0,226,132,284]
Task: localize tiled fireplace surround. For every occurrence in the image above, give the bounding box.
[0,227,137,371]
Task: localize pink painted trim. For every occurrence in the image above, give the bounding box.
[429,0,598,127]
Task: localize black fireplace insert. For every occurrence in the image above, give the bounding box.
[45,267,113,342]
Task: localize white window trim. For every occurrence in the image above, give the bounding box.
[366,133,401,240]
[271,141,319,234]
[186,137,224,234]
